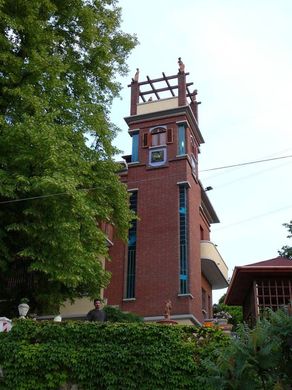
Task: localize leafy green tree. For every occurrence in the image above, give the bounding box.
[279,221,292,259]
[0,0,137,314]
[213,293,243,328]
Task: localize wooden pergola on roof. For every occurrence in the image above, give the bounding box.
[128,58,200,117]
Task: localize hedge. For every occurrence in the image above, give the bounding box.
[103,305,142,323]
[0,320,227,390]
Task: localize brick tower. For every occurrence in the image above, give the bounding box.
[105,59,228,324]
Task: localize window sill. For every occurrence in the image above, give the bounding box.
[177,293,194,299]
[123,298,136,302]
[128,161,140,166]
[149,144,167,149]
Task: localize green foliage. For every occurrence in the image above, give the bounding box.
[0,0,137,314]
[200,310,292,389]
[19,298,29,304]
[103,305,142,323]
[1,312,290,389]
[279,221,292,259]
[0,320,228,390]
[214,293,243,328]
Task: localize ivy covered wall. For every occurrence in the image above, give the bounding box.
[0,321,226,390]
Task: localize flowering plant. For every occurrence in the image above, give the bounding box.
[214,311,232,320]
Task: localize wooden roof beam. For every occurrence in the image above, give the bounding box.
[162,72,175,97]
[140,81,193,97]
[128,72,190,87]
[147,76,160,100]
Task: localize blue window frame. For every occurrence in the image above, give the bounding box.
[132,134,139,162]
[178,124,186,155]
[126,191,138,298]
[179,185,188,294]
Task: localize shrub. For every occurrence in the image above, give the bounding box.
[103,305,142,323]
[200,310,292,389]
[0,320,227,390]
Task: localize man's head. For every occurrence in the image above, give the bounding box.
[93,299,101,309]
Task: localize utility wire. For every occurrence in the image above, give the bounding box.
[0,187,99,205]
[213,204,292,231]
[1,154,292,205]
[210,160,292,191]
[200,154,292,172]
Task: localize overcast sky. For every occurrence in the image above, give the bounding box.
[110,0,292,302]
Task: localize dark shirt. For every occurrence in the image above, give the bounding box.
[86,308,107,322]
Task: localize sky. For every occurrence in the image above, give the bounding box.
[110,0,292,302]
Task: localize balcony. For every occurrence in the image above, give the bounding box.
[200,241,229,289]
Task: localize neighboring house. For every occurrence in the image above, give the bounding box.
[225,256,292,326]
[104,61,228,325]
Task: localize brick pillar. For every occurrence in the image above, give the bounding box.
[130,81,139,115]
[190,90,199,121]
[178,71,187,106]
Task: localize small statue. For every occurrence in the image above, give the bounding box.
[134,68,139,82]
[164,300,172,320]
[178,57,185,73]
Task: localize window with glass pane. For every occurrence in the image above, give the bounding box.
[151,128,166,146]
[179,185,188,294]
[178,125,186,155]
[126,192,138,298]
[132,134,139,162]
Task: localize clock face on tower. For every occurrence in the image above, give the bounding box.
[151,150,164,163]
[149,146,167,167]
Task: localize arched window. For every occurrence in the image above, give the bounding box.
[151,127,166,146]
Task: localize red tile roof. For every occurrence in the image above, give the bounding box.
[245,256,292,267]
[225,256,292,305]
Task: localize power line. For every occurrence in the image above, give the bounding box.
[200,154,292,172]
[210,159,292,191]
[0,187,99,205]
[1,153,292,205]
[213,204,292,231]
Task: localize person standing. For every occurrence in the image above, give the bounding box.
[86,299,107,322]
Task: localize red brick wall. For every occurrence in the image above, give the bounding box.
[105,111,211,324]
[201,274,213,317]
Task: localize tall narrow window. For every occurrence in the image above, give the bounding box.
[178,124,186,155]
[179,185,188,294]
[126,191,138,298]
[132,133,139,162]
